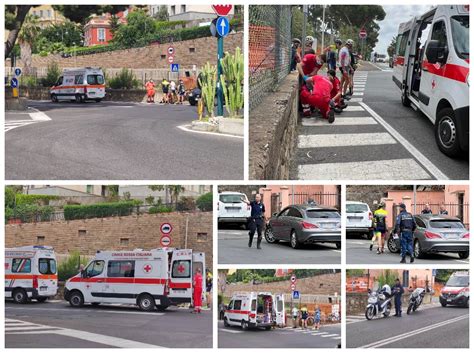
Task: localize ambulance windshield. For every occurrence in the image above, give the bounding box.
[451,16,469,59]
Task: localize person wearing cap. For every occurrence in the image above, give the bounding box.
[241,194,266,249]
[391,278,404,317]
[371,202,388,254]
[395,203,417,263]
[291,38,302,71]
[304,35,316,55]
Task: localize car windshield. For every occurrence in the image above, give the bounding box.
[220,194,245,203]
[306,210,340,219]
[445,275,469,287]
[87,74,105,85]
[346,204,368,213]
[429,220,465,229]
[450,16,469,59]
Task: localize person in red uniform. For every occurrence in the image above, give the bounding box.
[327,69,347,113]
[145,79,156,103]
[300,75,335,123]
[297,53,327,78]
[192,268,203,314]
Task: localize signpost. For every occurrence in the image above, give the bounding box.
[170,64,179,73]
[359,28,367,39]
[359,28,367,60]
[160,235,171,247]
[160,223,173,234]
[292,290,300,300]
[14,68,22,77]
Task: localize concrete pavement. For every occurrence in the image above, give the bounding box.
[5,300,212,348]
[218,321,341,348]
[346,305,468,348]
[218,227,341,264]
[5,101,243,180]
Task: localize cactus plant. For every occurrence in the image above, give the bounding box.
[220,47,244,117]
[199,62,217,118]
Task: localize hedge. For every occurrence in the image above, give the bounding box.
[5,205,54,223]
[64,201,138,220]
[15,194,59,206]
[149,205,173,214]
[196,192,213,211]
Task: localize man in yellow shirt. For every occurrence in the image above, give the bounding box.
[372,203,388,254]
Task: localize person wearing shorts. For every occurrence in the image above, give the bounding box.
[301,307,309,329]
[161,78,170,103]
[292,306,299,328]
[313,306,321,330]
[372,203,388,254]
[177,80,186,104]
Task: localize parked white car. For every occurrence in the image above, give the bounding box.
[346,201,372,237]
[218,192,251,228]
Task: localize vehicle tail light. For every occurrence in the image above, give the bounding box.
[164,282,169,296]
[424,231,442,239]
[368,212,372,220]
[462,233,469,239]
[247,205,251,211]
[302,221,318,229]
[249,313,256,318]
[32,275,38,289]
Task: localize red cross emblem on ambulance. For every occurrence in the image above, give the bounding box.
[431,78,436,90]
[177,264,186,273]
[143,264,152,273]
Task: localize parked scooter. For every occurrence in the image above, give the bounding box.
[365,285,392,320]
[407,287,426,314]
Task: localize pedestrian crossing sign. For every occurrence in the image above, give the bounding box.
[292,290,300,300]
[171,64,179,72]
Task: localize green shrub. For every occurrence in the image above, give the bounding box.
[6,204,54,223]
[58,251,82,282]
[5,187,16,208]
[64,201,137,220]
[40,61,61,87]
[107,68,141,90]
[15,194,59,206]
[5,207,14,223]
[176,196,196,211]
[149,205,173,214]
[196,192,213,211]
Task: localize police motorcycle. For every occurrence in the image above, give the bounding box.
[365,284,392,320]
[407,287,426,315]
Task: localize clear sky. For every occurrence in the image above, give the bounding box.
[373,5,433,55]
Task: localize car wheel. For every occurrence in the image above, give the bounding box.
[156,305,168,311]
[413,240,424,259]
[435,107,462,157]
[12,289,28,304]
[224,317,230,327]
[458,251,469,259]
[95,98,102,103]
[69,291,84,307]
[137,293,155,311]
[387,234,399,253]
[465,298,469,308]
[440,299,447,307]
[241,320,248,331]
[36,297,48,303]
[335,242,341,249]
[75,94,84,103]
[290,230,301,249]
[51,94,58,103]
[265,227,278,243]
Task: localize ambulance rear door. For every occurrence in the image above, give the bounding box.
[168,249,193,302]
[274,293,286,327]
[36,252,58,297]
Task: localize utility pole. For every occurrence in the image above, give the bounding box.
[302,5,308,54]
[321,5,326,54]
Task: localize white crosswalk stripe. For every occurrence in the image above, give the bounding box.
[5,120,38,132]
[294,71,434,180]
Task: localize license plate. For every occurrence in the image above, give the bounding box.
[225,207,239,213]
[322,223,335,229]
[444,234,459,239]
[40,286,48,291]
[348,217,362,222]
[89,91,96,95]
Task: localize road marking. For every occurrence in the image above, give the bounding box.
[298,133,396,148]
[5,121,37,132]
[5,306,166,316]
[353,88,365,92]
[360,102,449,180]
[302,117,377,126]
[343,105,365,112]
[177,124,244,139]
[5,318,163,348]
[298,158,431,180]
[321,334,339,337]
[351,92,364,96]
[29,107,52,121]
[348,97,363,102]
[359,314,469,348]
[219,329,243,334]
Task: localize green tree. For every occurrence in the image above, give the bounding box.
[5,187,16,209]
[152,5,169,21]
[111,9,156,48]
[387,35,397,57]
[109,14,121,37]
[347,269,366,277]
[168,185,185,209]
[196,192,213,212]
[376,269,398,288]
[36,21,84,53]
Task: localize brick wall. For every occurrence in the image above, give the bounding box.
[14,32,243,70]
[5,212,213,269]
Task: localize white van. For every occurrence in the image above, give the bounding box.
[51,67,106,103]
[64,248,206,311]
[346,201,372,237]
[218,191,251,227]
[5,246,58,303]
[223,292,286,330]
[392,5,469,156]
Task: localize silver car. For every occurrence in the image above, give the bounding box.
[387,214,469,259]
[264,205,341,249]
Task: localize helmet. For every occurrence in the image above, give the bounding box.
[306,36,315,45]
[335,38,342,45]
[382,284,391,296]
[292,38,302,44]
[346,39,354,46]
[378,202,386,208]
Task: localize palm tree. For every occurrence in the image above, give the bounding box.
[18,14,41,75]
[168,185,185,209]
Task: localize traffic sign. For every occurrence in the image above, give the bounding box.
[167,46,175,56]
[359,28,367,39]
[212,4,232,16]
[216,16,230,37]
[168,55,174,64]
[290,283,296,291]
[14,68,22,76]
[170,64,179,73]
[292,290,300,300]
[290,275,297,284]
[10,77,18,88]
[160,222,173,234]
[160,235,171,247]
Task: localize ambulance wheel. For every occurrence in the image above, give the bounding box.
[265,326,272,331]
[69,291,84,307]
[51,94,58,103]
[290,230,301,249]
[435,107,461,157]
[12,289,28,304]
[241,320,249,331]
[335,242,341,249]
[75,94,84,103]
[156,305,168,311]
[223,317,230,327]
[137,294,155,311]
[36,297,47,303]
[458,251,469,259]
[95,99,102,103]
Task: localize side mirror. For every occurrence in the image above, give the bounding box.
[425,40,448,65]
[272,213,278,217]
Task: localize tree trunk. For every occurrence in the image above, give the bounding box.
[5,5,32,60]
[19,40,32,75]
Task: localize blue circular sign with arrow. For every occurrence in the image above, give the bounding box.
[10,77,19,88]
[216,16,230,37]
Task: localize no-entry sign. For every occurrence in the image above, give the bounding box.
[359,28,367,39]
[160,235,171,247]
[168,55,174,64]
[290,283,296,291]
[212,5,233,16]
[161,223,173,234]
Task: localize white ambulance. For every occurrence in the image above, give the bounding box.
[392,5,469,157]
[5,246,58,303]
[64,248,206,311]
[50,67,106,103]
[223,292,286,330]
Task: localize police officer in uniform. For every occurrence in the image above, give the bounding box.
[242,194,265,249]
[395,203,417,263]
[391,278,404,317]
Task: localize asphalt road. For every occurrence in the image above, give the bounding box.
[5,300,212,348]
[218,321,341,348]
[218,227,341,264]
[346,237,469,265]
[290,62,468,180]
[5,101,243,180]
[347,305,469,348]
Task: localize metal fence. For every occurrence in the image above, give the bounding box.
[249,5,293,110]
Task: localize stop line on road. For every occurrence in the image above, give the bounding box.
[293,71,441,180]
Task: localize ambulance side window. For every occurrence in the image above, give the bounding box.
[11,258,31,273]
[107,260,135,278]
[85,260,105,278]
[251,299,257,311]
[227,300,234,310]
[74,75,83,85]
[396,31,410,56]
[233,300,242,310]
[431,21,448,49]
[172,260,191,278]
[56,76,63,86]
